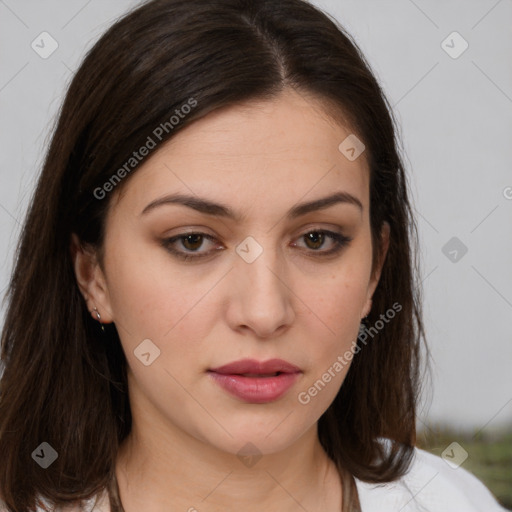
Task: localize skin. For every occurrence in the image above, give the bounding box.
[72,88,390,512]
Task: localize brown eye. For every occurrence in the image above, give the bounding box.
[162,229,352,263]
[303,231,325,250]
[161,232,219,261]
[291,229,353,258]
[181,234,205,251]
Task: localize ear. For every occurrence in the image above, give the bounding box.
[70,233,114,323]
[361,221,390,319]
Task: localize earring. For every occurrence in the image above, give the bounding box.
[93,306,105,332]
[359,301,371,335]
[359,315,368,336]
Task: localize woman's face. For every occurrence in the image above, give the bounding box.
[76,89,389,457]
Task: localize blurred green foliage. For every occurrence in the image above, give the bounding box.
[417,425,512,510]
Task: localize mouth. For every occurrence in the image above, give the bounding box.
[209,358,301,375]
[208,358,302,404]
[238,372,280,377]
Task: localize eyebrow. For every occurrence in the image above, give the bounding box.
[140,191,363,221]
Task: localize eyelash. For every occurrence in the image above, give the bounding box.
[161,229,353,262]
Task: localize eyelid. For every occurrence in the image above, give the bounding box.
[161,232,219,261]
[161,226,352,262]
[290,229,352,257]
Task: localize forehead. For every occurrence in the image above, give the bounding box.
[111,89,370,221]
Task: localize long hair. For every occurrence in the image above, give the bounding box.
[0,0,427,510]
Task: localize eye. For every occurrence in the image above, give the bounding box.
[161,229,352,262]
[161,232,220,261]
[291,229,352,257]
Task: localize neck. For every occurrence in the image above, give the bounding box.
[115,405,342,512]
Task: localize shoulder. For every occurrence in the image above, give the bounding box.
[354,445,508,512]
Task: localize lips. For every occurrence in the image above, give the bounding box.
[210,358,301,376]
[208,358,302,403]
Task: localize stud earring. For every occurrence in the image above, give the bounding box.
[359,300,372,335]
[93,306,105,332]
[359,315,368,336]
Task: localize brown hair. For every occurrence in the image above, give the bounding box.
[0,0,427,510]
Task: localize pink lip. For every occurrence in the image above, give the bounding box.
[208,358,302,404]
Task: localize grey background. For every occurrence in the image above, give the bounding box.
[0,0,511,433]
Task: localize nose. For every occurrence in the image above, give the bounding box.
[225,240,295,339]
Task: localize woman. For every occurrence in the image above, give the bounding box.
[0,0,507,511]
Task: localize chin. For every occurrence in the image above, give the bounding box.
[195,416,315,460]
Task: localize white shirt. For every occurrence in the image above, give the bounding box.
[355,447,508,511]
[2,447,508,511]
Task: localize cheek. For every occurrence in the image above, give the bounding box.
[103,234,181,338]
[294,248,371,383]
[309,259,370,337]
[103,235,218,372]
[294,275,368,414]
[316,280,366,328]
